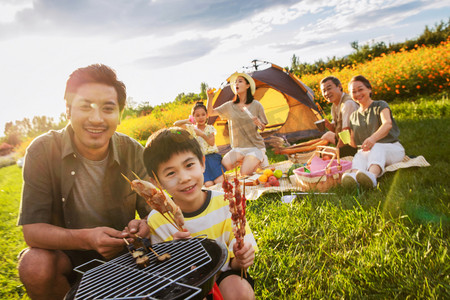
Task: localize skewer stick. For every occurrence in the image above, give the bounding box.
[121,173,133,185]
[132,171,142,180]
[165,212,183,231]
[151,171,165,194]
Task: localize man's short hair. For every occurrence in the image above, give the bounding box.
[64,64,127,112]
[320,76,343,92]
[143,127,204,179]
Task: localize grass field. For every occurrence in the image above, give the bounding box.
[0,94,448,299]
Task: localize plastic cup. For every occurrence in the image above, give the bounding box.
[338,129,351,144]
[314,119,326,131]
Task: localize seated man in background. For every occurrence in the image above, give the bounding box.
[17,64,151,300]
[320,76,359,157]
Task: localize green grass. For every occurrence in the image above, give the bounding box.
[248,93,450,298]
[0,165,27,299]
[0,94,449,299]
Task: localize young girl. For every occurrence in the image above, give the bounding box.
[174,101,225,187]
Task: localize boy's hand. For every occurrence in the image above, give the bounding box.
[232,242,255,269]
[173,229,191,240]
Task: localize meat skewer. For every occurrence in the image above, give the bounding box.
[122,172,184,232]
[135,234,171,262]
[221,169,248,279]
[123,238,150,268]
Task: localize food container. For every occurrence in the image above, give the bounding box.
[293,146,352,192]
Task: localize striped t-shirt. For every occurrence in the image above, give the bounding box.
[147,190,258,271]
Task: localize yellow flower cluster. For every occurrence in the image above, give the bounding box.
[301,39,450,103]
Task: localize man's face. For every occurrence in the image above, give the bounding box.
[67,83,120,160]
[320,80,343,105]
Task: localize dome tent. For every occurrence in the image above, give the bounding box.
[209,60,323,153]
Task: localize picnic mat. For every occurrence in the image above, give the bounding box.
[204,155,430,200]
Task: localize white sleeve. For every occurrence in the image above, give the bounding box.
[341,101,359,128]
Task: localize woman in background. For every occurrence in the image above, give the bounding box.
[342,75,405,188]
[206,72,268,176]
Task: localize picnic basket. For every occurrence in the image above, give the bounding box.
[293,146,352,192]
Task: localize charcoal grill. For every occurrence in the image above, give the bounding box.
[70,236,227,300]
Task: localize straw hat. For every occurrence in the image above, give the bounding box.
[229,72,256,95]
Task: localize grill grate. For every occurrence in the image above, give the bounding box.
[74,238,212,300]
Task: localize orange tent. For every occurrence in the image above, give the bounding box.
[209,60,322,153]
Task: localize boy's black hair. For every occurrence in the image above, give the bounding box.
[143,127,203,179]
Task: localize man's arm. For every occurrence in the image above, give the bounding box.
[22,223,128,259]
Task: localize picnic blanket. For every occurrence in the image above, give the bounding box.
[204,155,430,200]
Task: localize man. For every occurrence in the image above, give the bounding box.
[320,76,359,157]
[17,64,151,299]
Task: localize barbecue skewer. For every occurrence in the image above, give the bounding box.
[135,234,171,262]
[222,168,247,280]
[124,238,150,268]
[121,172,184,232]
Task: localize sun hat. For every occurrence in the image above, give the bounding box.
[229,72,256,95]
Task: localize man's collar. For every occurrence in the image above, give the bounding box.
[61,124,121,165]
[61,124,76,159]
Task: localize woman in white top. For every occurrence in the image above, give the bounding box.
[206,72,268,176]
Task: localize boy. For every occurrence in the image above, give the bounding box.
[143,127,257,300]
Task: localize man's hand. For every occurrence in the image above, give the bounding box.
[324,119,335,131]
[232,242,255,269]
[86,227,128,259]
[125,219,150,238]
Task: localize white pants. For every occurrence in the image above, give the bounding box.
[352,142,405,177]
[228,147,269,168]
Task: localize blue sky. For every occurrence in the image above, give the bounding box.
[0,0,449,135]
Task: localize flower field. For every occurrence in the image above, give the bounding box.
[300,38,450,105]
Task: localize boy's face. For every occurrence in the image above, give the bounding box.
[154,151,206,213]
